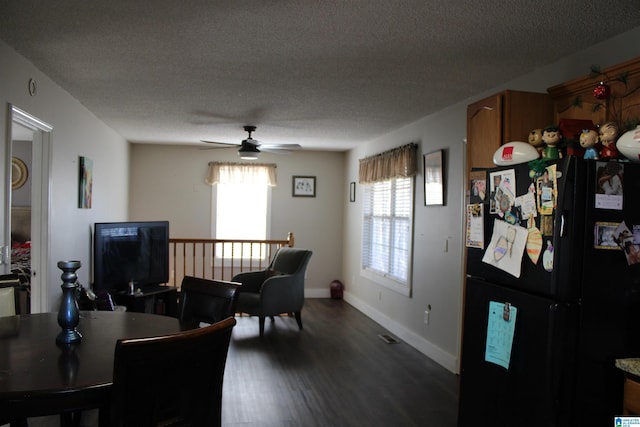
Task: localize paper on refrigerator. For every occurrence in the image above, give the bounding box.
[485,301,517,370]
[482,219,528,278]
[466,203,484,249]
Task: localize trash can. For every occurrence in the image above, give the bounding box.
[330,280,344,299]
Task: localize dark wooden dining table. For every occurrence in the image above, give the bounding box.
[0,311,197,425]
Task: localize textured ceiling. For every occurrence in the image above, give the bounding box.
[1,1,639,151]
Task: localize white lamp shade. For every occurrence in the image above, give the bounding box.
[493,141,540,166]
[239,151,259,160]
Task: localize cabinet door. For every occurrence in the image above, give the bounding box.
[624,377,640,415]
[467,93,502,175]
[502,90,554,143]
[466,91,553,178]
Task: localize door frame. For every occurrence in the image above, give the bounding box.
[7,104,52,313]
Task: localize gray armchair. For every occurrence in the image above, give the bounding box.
[233,247,312,337]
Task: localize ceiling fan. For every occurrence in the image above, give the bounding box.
[201,125,302,160]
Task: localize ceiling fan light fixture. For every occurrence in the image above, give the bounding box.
[238,145,260,160]
[239,151,259,160]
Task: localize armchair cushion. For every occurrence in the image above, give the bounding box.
[232,270,268,293]
[265,268,282,279]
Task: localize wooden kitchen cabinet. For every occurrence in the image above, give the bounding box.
[547,56,640,130]
[623,375,640,415]
[466,90,553,176]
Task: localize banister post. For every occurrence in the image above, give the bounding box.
[287,232,294,247]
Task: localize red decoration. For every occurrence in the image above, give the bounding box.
[593,82,611,99]
[330,280,344,299]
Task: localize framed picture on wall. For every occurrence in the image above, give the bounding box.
[424,150,444,206]
[78,156,93,209]
[292,176,316,197]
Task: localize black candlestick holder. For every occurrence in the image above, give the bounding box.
[56,260,83,344]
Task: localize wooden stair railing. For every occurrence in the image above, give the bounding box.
[167,232,294,288]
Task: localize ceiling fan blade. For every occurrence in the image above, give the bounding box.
[199,146,231,150]
[200,140,240,146]
[259,144,302,150]
[259,147,291,154]
[259,146,302,155]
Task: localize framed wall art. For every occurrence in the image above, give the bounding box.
[424,149,444,206]
[78,156,93,209]
[11,157,28,190]
[292,176,316,197]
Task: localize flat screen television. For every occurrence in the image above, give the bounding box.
[93,221,169,293]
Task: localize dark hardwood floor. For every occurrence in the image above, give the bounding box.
[23,299,459,427]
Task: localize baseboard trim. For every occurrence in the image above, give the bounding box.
[341,291,458,374]
[305,288,331,298]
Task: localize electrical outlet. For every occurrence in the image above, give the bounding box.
[424,304,432,325]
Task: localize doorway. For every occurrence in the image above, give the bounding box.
[7,105,52,313]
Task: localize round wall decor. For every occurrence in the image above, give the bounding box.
[28,78,37,96]
[11,157,28,190]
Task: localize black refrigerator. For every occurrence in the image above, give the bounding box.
[458,156,640,427]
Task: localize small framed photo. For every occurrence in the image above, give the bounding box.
[594,221,621,250]
[292,176,316,197]
[349,182,356,202]
[424,149,444,206]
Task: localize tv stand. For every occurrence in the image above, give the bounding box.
[113,285,177,316]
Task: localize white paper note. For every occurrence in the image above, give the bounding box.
[482,219,528,278]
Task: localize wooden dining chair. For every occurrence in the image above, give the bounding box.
[0,277,29,426]
[0,275,23,317]
[105,316,236,427]
[177,276,241,324]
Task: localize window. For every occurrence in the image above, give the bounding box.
[215,181,269,241]
[361,176,414,295]
[208,163,276,260]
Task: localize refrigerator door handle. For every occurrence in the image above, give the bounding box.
[560,210,567,237]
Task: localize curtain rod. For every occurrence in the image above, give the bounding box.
[208,161,277,167]
[359,142,417,161]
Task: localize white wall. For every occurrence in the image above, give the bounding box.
[0,41,130,311]
[342,26,640,374]
[129,144,345,296]
[343,107,466,373]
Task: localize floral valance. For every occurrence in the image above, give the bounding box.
[205,162,277,186]
[358,143,418,184]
